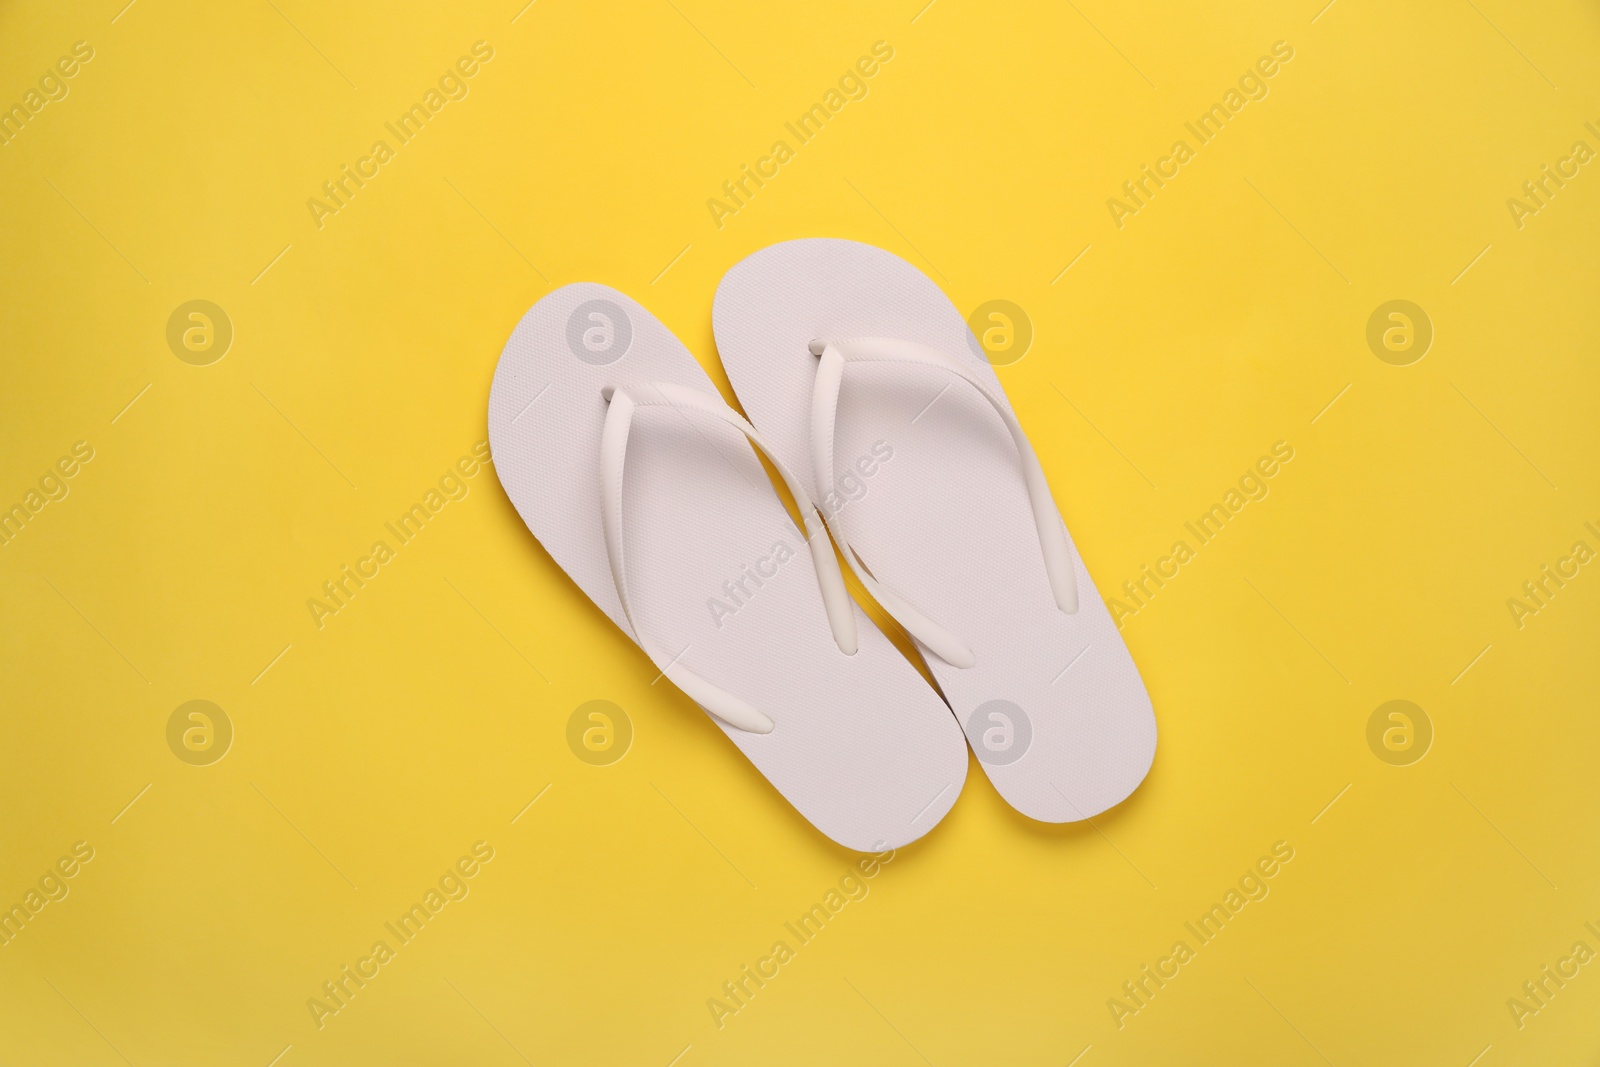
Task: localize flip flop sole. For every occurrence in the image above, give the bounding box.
[489,282,968,849]
[713,241,1156,822]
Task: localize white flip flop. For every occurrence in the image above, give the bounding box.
[712,240,1156,822]
[487,282,968,850]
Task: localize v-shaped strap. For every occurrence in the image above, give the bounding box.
[599,380,859,734]
[809,337,1079,667]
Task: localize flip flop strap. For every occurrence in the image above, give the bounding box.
[809,337,1079,666]
[600,380,859,733]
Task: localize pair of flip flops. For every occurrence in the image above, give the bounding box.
[487,238,1156,851]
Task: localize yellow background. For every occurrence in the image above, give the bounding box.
[2,0,1598,1063]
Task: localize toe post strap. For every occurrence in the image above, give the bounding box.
[599,380,861,734]
[808,337,1079,666]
